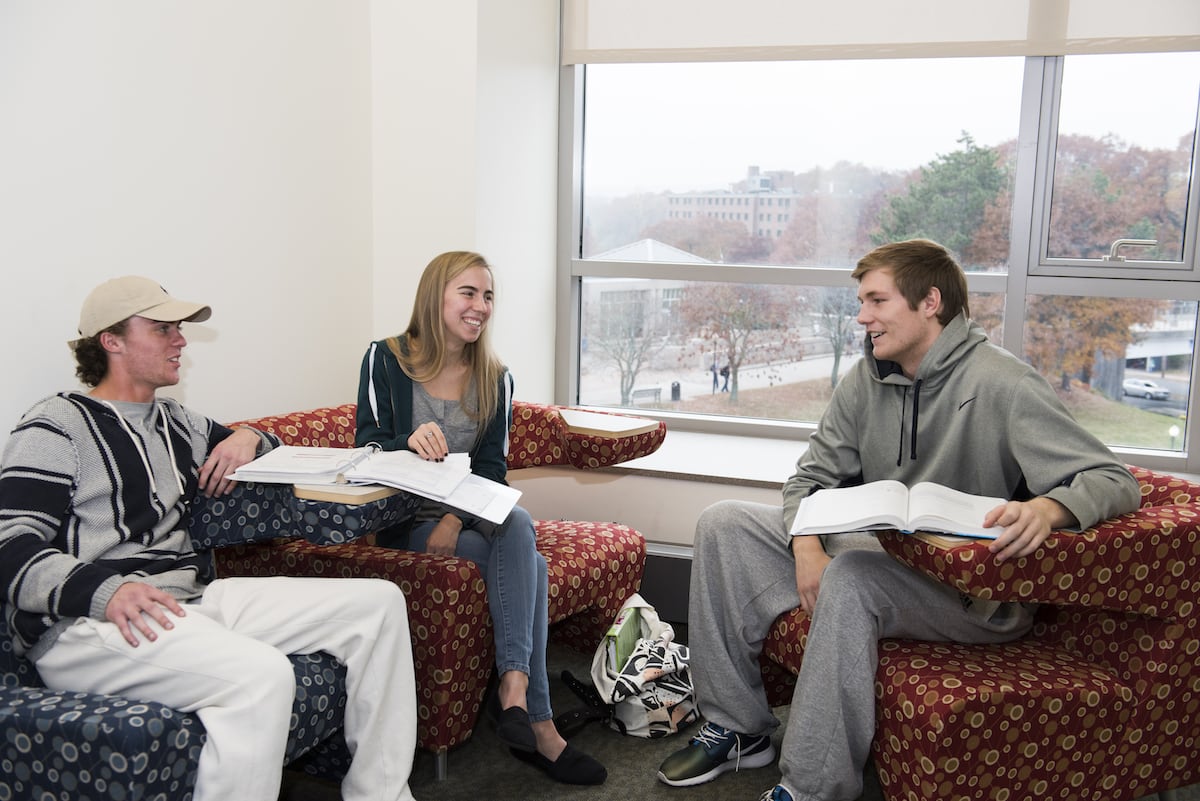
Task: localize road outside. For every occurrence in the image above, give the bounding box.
[579,352,862,409]
[1121,369,1189,417]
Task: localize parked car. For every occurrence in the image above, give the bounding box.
[1123,378,1170,400]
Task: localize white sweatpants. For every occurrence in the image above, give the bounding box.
[35,576,417,801]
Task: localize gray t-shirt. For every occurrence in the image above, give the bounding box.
[412,382,477,525]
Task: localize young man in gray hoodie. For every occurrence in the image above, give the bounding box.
[656,239,1141,801]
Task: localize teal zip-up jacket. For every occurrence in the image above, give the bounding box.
[781,313,1140,536]
[355,336,513,485]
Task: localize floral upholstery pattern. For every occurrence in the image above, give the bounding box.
[236,400,668,471]
[538,519,649,645]
[508,401,667,470]
[216,519,646,759]
[217,536,494,753]
[215,402,656,764]
[233,403,360,448]
[760,465,1200,801]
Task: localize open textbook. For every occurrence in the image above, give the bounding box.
[789,480,1006,539]
[228,446,520,524]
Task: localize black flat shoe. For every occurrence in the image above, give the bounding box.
[511,744,607,785]
[495,706,537,752]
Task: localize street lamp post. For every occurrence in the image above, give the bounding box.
[1169,424,1180,449]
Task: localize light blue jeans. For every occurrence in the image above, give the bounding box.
[407,505,553,721]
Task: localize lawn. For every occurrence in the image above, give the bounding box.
[663,376,1185,451]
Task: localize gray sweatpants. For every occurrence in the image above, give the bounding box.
[688,500,1034,801]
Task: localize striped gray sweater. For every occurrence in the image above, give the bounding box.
[0,392,275,660]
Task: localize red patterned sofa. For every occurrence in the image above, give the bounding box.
[212,402,664,778]
[760,465,1200,801]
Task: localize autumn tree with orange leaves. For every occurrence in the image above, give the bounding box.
[1023,295,1162,393]
[677,282,804,402]
[876,133,1174,397]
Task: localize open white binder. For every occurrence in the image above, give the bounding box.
[229,446,520,524]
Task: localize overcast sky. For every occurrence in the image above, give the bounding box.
[583,52,1199,197]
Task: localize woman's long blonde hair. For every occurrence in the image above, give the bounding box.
[386,251,505,425]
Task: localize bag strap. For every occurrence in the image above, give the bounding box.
[555,670,612,737]
[561,669,609,711]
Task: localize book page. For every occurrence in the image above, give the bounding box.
[906,482,1005,538]
[789,480,910,536]
[228,445,372,484]
[344,451,470,497]
[442,474,522,524]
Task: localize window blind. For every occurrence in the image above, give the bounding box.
[562,0,1200,64]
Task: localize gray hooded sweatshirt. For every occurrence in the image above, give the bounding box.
[782,313,1140,534]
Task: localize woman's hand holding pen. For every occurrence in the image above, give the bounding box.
[409,422,448,461]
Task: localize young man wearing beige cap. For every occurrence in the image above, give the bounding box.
[0,276,418,801]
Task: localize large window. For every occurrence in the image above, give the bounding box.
[561,52,1200,471]
[582,59,1023,271]
[1042,53,1198,267]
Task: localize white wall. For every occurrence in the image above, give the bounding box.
[475,0,560,395]
[0,0,558,445]
[509,429,802,547]
[0,2,377,429]
[0,1,732,547]
[369,0,559,402]
[369,1,480,347]
[511,466,782,548]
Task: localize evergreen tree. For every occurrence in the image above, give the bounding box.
[876,133,1006,259]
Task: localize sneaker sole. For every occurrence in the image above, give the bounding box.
[655,741,777,787]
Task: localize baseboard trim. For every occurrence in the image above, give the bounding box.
[646,542,693,559]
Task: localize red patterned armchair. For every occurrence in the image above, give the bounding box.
[212,402,664,779]
[760,465,1200,801]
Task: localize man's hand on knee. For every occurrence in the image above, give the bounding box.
[790,536,831,615]
[105,581,187,647]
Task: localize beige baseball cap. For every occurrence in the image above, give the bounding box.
[75,276,212,341]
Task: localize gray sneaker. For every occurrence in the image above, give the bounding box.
[656,721,776,787]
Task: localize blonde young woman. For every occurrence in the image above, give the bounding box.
[355,251,606,786]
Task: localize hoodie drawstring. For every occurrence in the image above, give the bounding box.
[909,379,922,461]
[102,400,186,500]
[896,380,923,466]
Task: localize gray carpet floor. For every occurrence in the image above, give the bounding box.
[282,638,1199,801]
[407,652,797,801]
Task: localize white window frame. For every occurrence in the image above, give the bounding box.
[1026,57,1200,281]
[556,56,1200,474]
